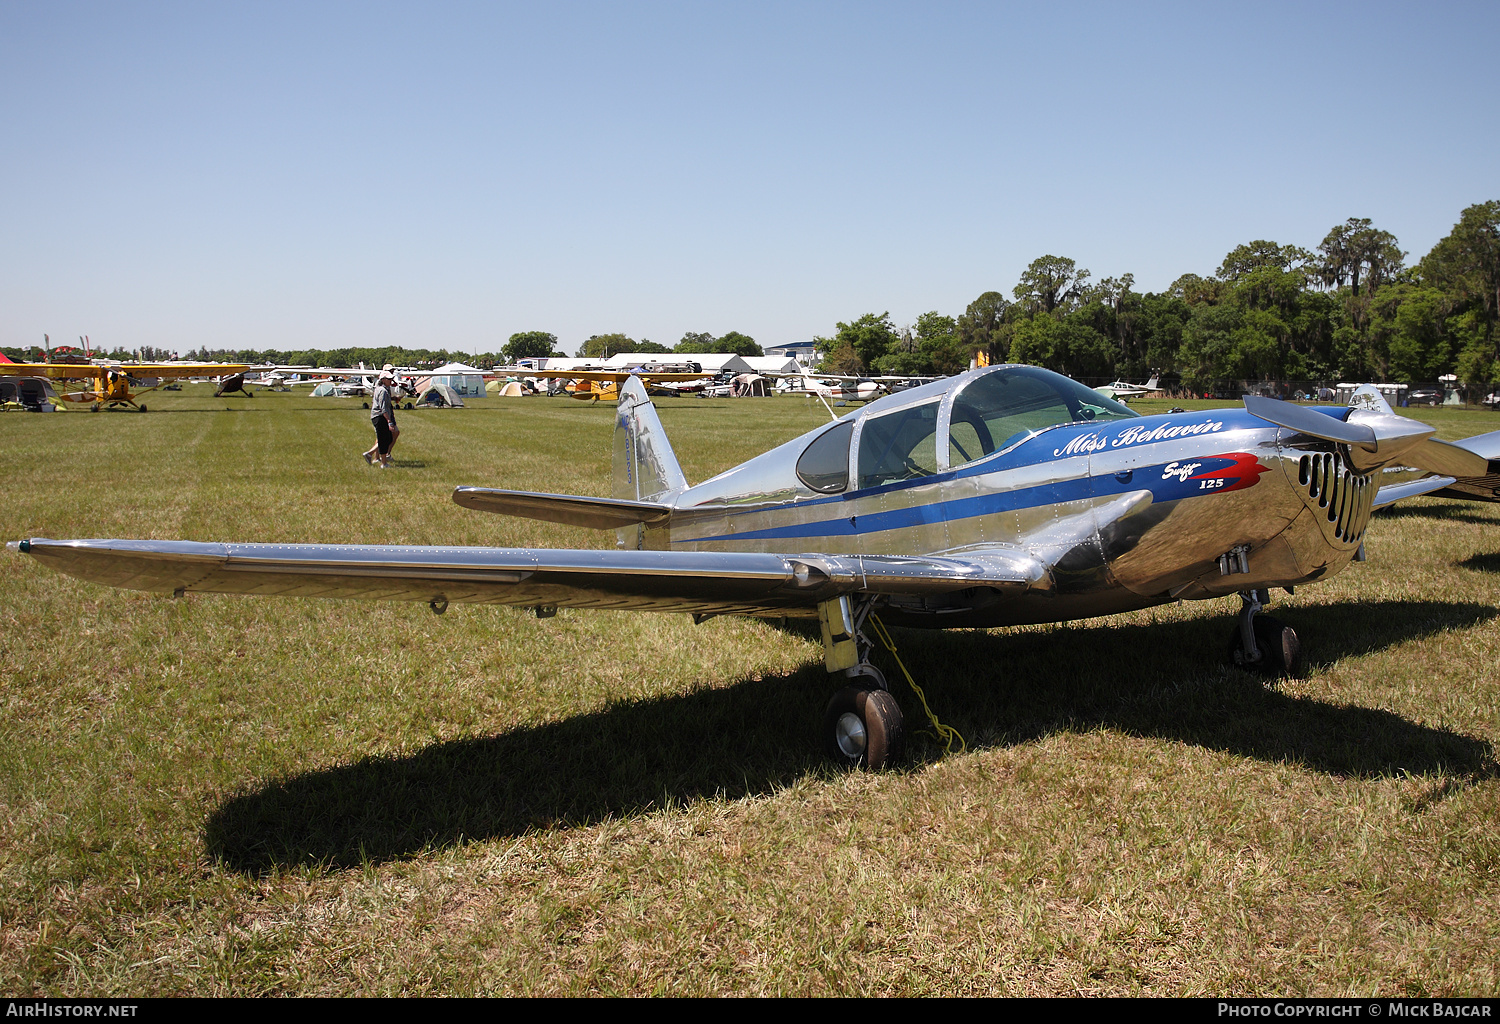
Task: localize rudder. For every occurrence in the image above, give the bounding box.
[613,377,687,548]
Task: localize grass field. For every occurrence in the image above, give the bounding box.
[2,385,1499,996]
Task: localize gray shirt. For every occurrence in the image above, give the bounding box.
[371,382,395,425]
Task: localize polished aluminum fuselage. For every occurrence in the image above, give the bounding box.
[650,374,1371,628]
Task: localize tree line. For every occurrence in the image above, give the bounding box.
[1,330,767,369]
[816,201,1499,389]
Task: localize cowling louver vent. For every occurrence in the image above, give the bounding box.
[1298,452,1374,544]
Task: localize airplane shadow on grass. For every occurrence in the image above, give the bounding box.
[1374,503,1500,526]
[206,599,1499,873]
[1458,552,1500,573]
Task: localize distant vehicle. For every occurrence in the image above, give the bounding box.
[1407,388,1443,407]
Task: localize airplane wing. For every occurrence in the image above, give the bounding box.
[527,370,714,382]
[0,362,249,380]
[0,363,111,379]
[8,538,1039,618]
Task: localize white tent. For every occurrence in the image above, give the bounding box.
[649,353,752,375]
[524,357,599,372]
[740,355,802,375]
[423,362,487,397]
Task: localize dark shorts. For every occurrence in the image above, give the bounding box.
[373,417,394,456]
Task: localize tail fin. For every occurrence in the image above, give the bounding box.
[614,376,688,503]
[1347,383,1394,416]
[614,377,687,550]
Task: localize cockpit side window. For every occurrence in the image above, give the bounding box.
[796,420,854,493]
[948,367,1137,468]
[857,399,942,489]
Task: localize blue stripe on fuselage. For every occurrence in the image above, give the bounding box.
[675,409,1270,543]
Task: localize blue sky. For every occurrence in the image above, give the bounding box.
[3,1,1496,356]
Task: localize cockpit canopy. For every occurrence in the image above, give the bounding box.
[794,365,1138,494]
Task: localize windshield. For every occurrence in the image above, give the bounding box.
[857,399,942,489]
[947,366,1138,468]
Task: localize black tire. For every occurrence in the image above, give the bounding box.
[823,685,904,769]
[1227,614,1303,678]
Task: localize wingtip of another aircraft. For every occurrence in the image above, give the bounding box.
[7,540,27,554]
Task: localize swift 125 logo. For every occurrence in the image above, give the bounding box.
[1152,453,1267,500]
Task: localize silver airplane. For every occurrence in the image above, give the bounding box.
[11,365,1500,768]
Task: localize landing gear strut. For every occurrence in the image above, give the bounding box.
[817,596,905,769]
[1227,588,1302,678]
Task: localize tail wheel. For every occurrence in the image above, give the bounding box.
[823,685,904,769]
[1228,614,1303,679]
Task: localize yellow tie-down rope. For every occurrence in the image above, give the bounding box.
[868,614,967,756]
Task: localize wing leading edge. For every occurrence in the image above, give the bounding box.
[9,539,1040,618]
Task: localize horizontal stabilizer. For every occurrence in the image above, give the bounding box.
[452,487,672,529]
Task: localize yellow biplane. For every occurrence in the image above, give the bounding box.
[0,361,249,412]
[528,367,715,402]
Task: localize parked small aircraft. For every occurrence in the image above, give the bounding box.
[1094,375,1162,402]
[13,365,1500,769]
[528,367,716,401]
[771,372,946,403]
[0,361,249,411]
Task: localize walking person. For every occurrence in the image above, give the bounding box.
[363,370,399,467]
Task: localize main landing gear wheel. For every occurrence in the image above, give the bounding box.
[823,685,904,769]
[1228,614,1302,678]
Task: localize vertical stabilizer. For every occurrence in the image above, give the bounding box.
[613,377,687,548]
[1347,383,1394,416]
